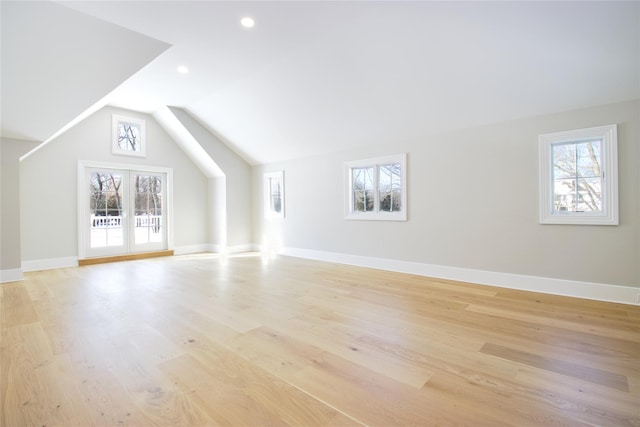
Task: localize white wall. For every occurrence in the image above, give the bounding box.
[167,108,252,248]
[253,100,639,291]
[0,138,40,280]
[20,106,210,264]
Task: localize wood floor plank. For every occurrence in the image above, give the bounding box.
[425,371,597,427]
[516,368,640,424]
[480,342,630,392]
[291,350,509,427]
[1,367,29,427]
[98,340,215,426]
[226,326,326,378]
[466,302,640,342]
[1,284,39,328]
[33,353,95,426]
[2,253,638,426]
[159,352,290,426]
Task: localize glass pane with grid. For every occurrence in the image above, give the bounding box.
[89,172,123,248]
[352,167,374,212]
[552,140,602,213]
[378,163,401,212]
[134,175,163,244]
[117,121,142,152]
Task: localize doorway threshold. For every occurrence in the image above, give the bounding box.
[78,250,174,266]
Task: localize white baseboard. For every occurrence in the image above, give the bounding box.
[280,247,640,306]
[22,257,78,272]
[19,244,260,272]
[173,244,216,255]
[0,268,24,283]
[227,243,260,253]
[174,243,259,256]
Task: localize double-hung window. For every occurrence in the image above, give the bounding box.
[538,124,618,225]
[345,153,407,221]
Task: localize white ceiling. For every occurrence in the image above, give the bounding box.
[2,1,638,164]
[0,1,170,142]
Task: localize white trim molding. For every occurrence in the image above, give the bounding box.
[227,244,260,254]
[78,160,175,260]
[22,257,78,273]
[345,153,407,221]
[539,124,618,225]
[173,244,216,256]
[174,243,259,256]
[112,114,146,157]
[0,269,24,283]
[280,247,639,306]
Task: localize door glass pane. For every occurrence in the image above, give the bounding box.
[134,175,163,245]
[89,172,123,248]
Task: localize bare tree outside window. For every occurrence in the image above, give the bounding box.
[552,140,602,213]
[117,122,141,151]
[89,172,122,217]
[135,175,163,243]
[539,124,617,225]
[345,153,407,221]
[378,163,402,212]
[112,115,146,157]
[89,172,123,247]
[352,167,374,212]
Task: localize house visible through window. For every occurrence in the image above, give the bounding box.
[552,139,602,213]
[539,124,618,225]
[345,153,407,221]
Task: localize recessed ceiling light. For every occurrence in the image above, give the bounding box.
[177,65,189,74]
[241,17,255,28]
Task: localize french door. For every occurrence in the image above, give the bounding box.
[79,163,171,259]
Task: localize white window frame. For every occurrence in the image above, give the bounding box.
[112,115,146,157]
[538,124,618,225]
[77,160,174,259]
[264,170,285,219]
[345,153,407,221]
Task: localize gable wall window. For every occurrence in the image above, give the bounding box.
[538,124,618,225]
[345,153,407,221]
[112,115,146,157]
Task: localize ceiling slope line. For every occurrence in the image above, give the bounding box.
[153,106,224,178]
[2,1,171,143]
[164,107,251,175]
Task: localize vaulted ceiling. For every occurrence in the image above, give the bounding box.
[2,1,638,164]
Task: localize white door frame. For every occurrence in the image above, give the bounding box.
[78,160,174,259]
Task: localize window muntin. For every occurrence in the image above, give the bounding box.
[134,174,164,244]
[539,125,618,225]
[89,172,124,248]
[81,163,171,259]
[552,139,602,213]
[345,153,407,221]
[352,167,374,212]
[378,163,402,212]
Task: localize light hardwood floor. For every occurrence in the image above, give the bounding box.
[1,253,639,426]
